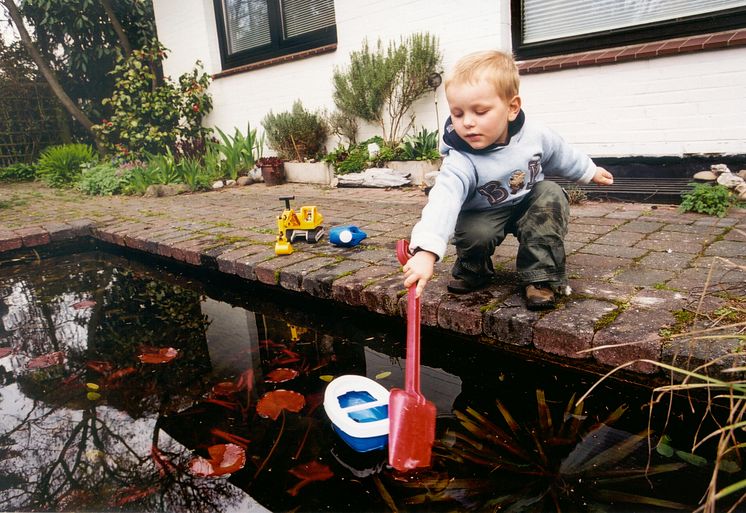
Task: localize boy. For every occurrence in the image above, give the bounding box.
[402,50,614,310]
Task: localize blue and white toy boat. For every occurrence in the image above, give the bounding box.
[323,374,390,452]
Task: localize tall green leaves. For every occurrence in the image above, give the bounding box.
[36,143,97,188]
[333,32,441,144]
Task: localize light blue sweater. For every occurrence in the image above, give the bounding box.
[410,118,596,259]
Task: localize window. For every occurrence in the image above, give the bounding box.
[512,0,746,60]
[214,0,337,70]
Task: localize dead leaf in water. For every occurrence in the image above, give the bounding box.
[287,460,334,496]
[256,390,305,420]
[266,368,299,383]
[72,299,97,310]
[27,351,65,369]
[188,443,246,477]
[137,347,179,364]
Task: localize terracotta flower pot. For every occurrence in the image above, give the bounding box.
[260,163,285,186]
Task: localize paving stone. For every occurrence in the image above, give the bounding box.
[15,226,50,247]
[279,256,339,292]
[360,273,406,316]
[331,266,396,307]
[570,279,637,302]
[593,230,647,246]
[705,240,746,258]
[483,293,541,346]
[592,308,673,374]
[617,220,664,233]
[0,230,22,252]
[578,243,648,259]
[629,289,689,311]
[233,249,275,281]
[662,336,746,379]
[254,252,317,286]
[534,299,616,360]
[612,267,676,287]
[301,259,369,299]
[42,222,77,242]
[636,250,693,271]
[215,244,266,275]
[437,288,504,336]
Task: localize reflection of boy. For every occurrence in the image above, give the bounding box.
[402,50,613,309]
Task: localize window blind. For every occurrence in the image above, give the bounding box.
[522,0,746,44]
[281,0,336,38]
[223,0,271,54]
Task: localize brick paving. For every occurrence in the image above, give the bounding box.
[1,181,745,383]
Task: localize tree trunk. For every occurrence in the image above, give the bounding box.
[99,0,132,58]
[1,0,104,151]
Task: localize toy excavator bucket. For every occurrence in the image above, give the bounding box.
[275,239,293,255]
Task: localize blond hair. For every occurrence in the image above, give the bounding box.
[445,50,520,101]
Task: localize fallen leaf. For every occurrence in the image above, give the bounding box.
[0,347,12,358]
[86,391,101,401]
[27,351,65,369]
[188,443,246,477]
[107,366,137,381]
[211,381,240,396]
[266,368,299,383]
[256,390,305,420]
[287,460,334,496]
[72,299,97,310]
[375,371,391,380]
[138,347,179,364]
[86,360,113,374]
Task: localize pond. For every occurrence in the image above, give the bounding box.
[0,242,740,512]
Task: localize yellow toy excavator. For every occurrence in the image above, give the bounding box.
[275,196,324,255]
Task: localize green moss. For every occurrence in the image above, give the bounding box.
[594,302,629,331]
[274,269,281,283]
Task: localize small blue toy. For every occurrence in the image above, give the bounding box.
[329,225,367,247]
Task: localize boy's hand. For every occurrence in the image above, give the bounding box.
[402,250,437,298]
[592,167,614,186]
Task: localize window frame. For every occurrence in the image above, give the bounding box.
[511,2,746,60]
[213,0,337,70]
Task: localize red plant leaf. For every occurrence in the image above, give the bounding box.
[210,428,250,448]
[86,360,113,374]
[256,390,305,420]
[287,460,334,496]
[106,366,137,381]
[236,368,255,392]
[27,351,65,369]
[72,299,97,310]
[188,443,246,477]
[211,381,240,396]
[266,368,299,383]
[137,347,179,364]
[0,347,12,358]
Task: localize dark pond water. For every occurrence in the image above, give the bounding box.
[0,242,739,512]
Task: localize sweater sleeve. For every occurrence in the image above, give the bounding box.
[541,127,596,184]
[410,151,475,260]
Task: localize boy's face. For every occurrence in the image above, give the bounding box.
[446,80,521,149]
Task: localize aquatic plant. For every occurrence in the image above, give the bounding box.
[392,390,690,511]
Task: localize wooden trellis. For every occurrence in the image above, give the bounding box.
[0,80,63,167]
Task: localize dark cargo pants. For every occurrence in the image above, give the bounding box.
[451,180,570,289]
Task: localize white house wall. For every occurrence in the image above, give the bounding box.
[152,0,746,158]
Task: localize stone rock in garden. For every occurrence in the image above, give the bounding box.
[336,167,411,188]
[717,172,744,188]
[711,163,731,175]
[212,180,225,190]
[237,176,253,186]
[225,179,237,187]
[249,168,263,182]
[424,170,439,188]
[144,184,187,197]
[693,170,717,181]
[738,169,746,180]
[737,183,746,200]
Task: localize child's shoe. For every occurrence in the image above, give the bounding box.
[525,283,556,310]
[447,276,490,294]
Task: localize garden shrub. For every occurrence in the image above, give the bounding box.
[93,42,212,161]
[213,124,262,179]
[36,144,97,188]
[398,127,440,161]
[78,162,127,195]
[0,163,36,182]
[679,183,735,217]
[261,100,328,161]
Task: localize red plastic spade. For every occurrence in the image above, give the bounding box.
[388,239,436,471]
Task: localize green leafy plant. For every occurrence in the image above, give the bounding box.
[0,162,36,182]
[93,42,213,160]
[261,100,328,161]
[77,162,127,195]
[398,126,440,161]
[333,32,442,144]
[177,156,217,192]
[679,183,735,217]
[36,144,97,188]
[213,124,262,180]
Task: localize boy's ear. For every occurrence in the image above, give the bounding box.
[508,95,522,121]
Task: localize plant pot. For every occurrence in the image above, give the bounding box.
[260,163,285,186]
[386,158,442,186]
[283,161,335,186]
